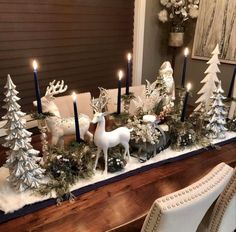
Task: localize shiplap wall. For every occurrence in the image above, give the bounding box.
[0,0,134,116]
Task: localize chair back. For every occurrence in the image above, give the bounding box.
[141,163,233,232]
[107,85,145,114]
[208,169,236,232]
[53,92,93,119]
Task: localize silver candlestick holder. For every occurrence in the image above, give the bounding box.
[121,92,135,114]
[176,87,186,120]
[123,99,131,113]
[37,119,49,163]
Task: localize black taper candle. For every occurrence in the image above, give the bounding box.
[117,71,123,114]
[227,67,236,98]
[33,61,42,114]
[181,48,189,88]
[126,53,132,95]
[181,83,191,122]
[72,93,81,142]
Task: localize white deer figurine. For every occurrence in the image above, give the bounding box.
[33,80,93,146]
[91,112,132,174]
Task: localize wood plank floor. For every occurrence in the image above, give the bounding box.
[0,141,236,232]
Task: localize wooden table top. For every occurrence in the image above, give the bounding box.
[0,135,236,232]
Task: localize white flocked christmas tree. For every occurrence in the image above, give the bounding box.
[206,81,227,139]
[2,75,44,192]
[195,44,221,112]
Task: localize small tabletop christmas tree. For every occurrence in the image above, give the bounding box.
[206,81,227,139]
[2,75,44,192]
[195,44,221,112]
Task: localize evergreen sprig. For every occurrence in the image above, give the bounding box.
[38,144,94,203]
[31,111,55,120]
[121,92,135,101]
[153,99,164,115]
[167,117,210,150]
[227,118,236,132]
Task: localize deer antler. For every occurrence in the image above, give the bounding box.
[45,80,68,97]
[91,87,110,113]
[91,97,99,113]
[98,87,110,111]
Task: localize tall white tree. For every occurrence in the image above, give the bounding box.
[206,81,227,139]
[2,75,44,192]
[194,44,221,112]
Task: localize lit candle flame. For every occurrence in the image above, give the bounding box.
[118,70,123,80]
[127,53,132,61]
[72,92,77,101]
[184,48,189,57]
[33,60,38,71]
[186,83,192,92]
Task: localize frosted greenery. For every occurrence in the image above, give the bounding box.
[206,81,228,139]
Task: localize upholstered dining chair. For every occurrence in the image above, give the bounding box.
[53,92,93,119]
[107,85,145,115]
[140,163,234,232]
[206,168,236,232]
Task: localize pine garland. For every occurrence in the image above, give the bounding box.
[227,118,236,132]
[168,120,197,150]
[31,111,54,120]
[37,142,128,203]
[153,99,165,116]
[109,112,130,128]
[107,145,127,173]
[121,92,135,101]
[38,144,94,203]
